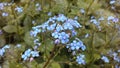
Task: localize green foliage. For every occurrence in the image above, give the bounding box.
[0,0,120,68]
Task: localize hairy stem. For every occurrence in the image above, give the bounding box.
[43,45,57,68]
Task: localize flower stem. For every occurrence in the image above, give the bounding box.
[43,45,57,68]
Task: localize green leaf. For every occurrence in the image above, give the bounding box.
[24,31,34,46]
[3,25,17,33]
[0,34,5,47]
[51,62,61,68]
[9,62,23,68]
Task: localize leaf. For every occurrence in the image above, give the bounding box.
[24,31,34,46]
[51,62,61,68]
[3,25,17,33]
[0,34,6,47]
[9,62,23,68]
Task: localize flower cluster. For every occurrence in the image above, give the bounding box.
[0,45,10,56]
[30,14,81,37]
[76,54,86,65]
[108,49,120,63]
[52,32,69,44]
[66,39,86,51]
[30,13,86,65]
[22,49,39,61]
[30,14,82,45]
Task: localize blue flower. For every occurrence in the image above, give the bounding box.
[22,49,30,60]
[0,3,4,10]
[24,49,31,57]
[22,49,40,60]
[47,23,56,31]
[22,49,32,60]
[74,16,78,20]
[15,7,23,13]
[65,19,82,28]
[85,33,89,38]
[63,22,73,30]
[110,0,115,4]
[58,32,69,44]
[71,30,77,36]
[56,24,64,32]
[52,31,59,38]
[76,54,86,65]
[80,8,85,14]
[56,14,67,22]
[0,48,5,56]
[22,54,28,60]
[16,44,21,48]
[90,19,99,26]
[67,39,86,51]
[101,56,109,63]
[2,12,8,17]
[0,30,2,34]
[31,51,39,57]
[3,45,10,49]
[48,12,52,16]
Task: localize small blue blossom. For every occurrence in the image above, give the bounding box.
[67,39,86,51]
[32,20,35,24]
[34,39,41,46]
[58,32,69,44]
[31,51,39,57]
[85,33,89,38]
[15,7,23,13]
[0,48,5,56]
[0,30,3,35]
[22,54,28,60]
[80,8,85,14]
[63,22,74,30]
[47,23,56,31]
[3,45,10,49]
[22,49,32,60]
[98,17,104,21]
[48,12,52,16]
[107,16,114,21]
[2,12,8,17]
[56,24,64,32]
[110,0,116,4]
[74,16,78,20]
[22,49,39,60]
[112,18,119,23]
[0,3,4,10]
[115,64,120,68]
[0,45,10,56]
[35,3,41,11]
[52,31,59,38]
[76,54,86,65]
[90,19,99,26]
[24,49,32,57]
[118,50,120,52]
[101,56,109,63]
[35,3,40,7]
[114,56,120,63]
[71,30,77,36]
[34,46,38,50]
[65,19,82,28]
[56,14,67,22]
[16,44,21,48]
